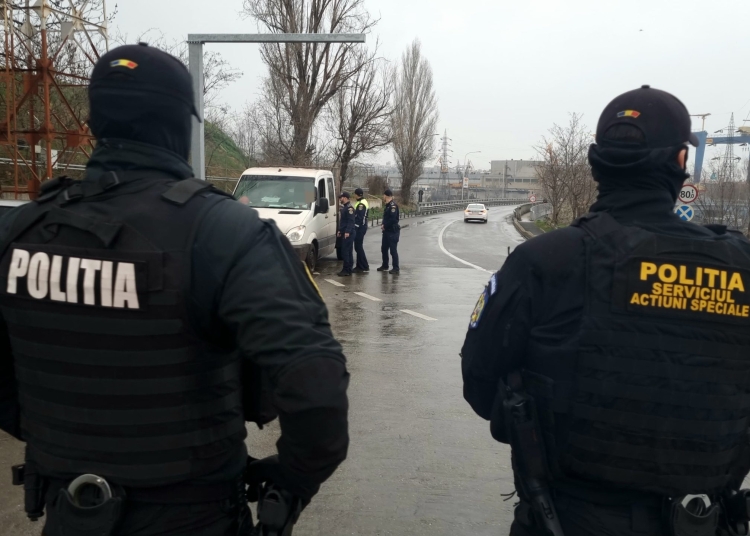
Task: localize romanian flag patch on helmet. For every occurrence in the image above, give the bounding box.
[110,59,138,69]
[617,110,641,118]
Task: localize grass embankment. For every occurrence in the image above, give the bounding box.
[535,218,567,233]
[204,122,256,192]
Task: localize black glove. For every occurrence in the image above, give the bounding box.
[245,456,317,508]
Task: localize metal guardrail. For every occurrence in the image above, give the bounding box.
[365,198,526,228]
[416,198,525,216]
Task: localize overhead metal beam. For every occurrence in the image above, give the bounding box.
[188,33,366,180]
[187,33,366,44]
[692,131,750,183]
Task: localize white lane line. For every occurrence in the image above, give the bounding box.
[438,220,494,274]
[324,279,345,287]
[400,309,437,321]
[354,292,382,302]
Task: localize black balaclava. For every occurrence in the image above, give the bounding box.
[88,43,199,160]
[589,143,689,204]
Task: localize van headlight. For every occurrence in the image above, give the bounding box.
[286,226,306,242]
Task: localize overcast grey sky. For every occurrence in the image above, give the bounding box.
[114,0,750,170]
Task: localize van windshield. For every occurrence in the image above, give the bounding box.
[234,175,317,210]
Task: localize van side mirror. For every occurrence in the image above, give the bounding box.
[316,198,329,214]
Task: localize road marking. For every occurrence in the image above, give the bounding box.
[324,279,345,287]
[400,309,437,321]
[437,220,493,274]
[354,292,382,302]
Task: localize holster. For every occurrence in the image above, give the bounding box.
[503,371,565,536]
[253,483,301,536]
[720,489,750,536]
[11,462,47,521]
[53,487,124,536]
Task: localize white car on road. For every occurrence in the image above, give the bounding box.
[464,203,488,223]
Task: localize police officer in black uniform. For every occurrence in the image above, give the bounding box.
[377,189,400,274]
[0,44,349,536]
[352,188,370,273]
[462,86,750,536]
[337,192,356,276]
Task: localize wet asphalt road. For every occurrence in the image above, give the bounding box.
[0,205,524,536]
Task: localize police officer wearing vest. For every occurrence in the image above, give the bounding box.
[462,86,750,536]
[352,188,370,273]
[377,190,400,274]
[337,192,356,276]
[0,44,350,536]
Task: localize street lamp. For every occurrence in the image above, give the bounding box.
[462,151,481,201]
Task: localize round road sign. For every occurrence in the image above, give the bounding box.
[675,205,694,222]
[679,184,698,204]
[529,195,537,203]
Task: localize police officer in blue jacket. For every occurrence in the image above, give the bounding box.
[338,192,356,276]
[377,189,400,274]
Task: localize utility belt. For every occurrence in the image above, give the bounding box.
[384,224,400,232]
[502,370,750,536]
[12,455,302,536]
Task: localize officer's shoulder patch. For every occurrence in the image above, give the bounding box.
[469,287,489,329]
[348,207,354,214]
[391,207,396,212]
[357,205,364,210]
[489,273,498,296]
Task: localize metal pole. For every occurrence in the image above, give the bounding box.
[188,41,205,180]
[503,163,506,198]
[693,131,708,183]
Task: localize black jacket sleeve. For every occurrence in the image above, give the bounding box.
[461,249,536,420]
[0,208,22,440]
[0,315,20,440]
[192,200,349,497]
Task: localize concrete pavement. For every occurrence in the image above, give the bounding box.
[0,206,524,536]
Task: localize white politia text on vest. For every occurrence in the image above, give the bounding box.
[6,248,140,309]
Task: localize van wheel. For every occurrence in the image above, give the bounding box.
[306,244,318,272]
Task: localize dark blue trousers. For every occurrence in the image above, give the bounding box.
[355,226,369,270]
[381,231,399,270]
[342,232,355,273]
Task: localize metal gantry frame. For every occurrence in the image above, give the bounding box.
[692,130,750,183]
[186,33,366,180]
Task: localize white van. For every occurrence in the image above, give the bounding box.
[0,199,28,217]
[232,167,337,270]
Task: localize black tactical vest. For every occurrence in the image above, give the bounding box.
[524,212,750,497]
[0,173,250,488]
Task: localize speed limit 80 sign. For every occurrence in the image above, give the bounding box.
[679,184,698,204]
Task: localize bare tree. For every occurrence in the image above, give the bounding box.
[391,40,439,205]
[534,113,594,225]
[242,0,376,165]
[328,47,393,193]
[228,103,260,168]
[534,143,565,225]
